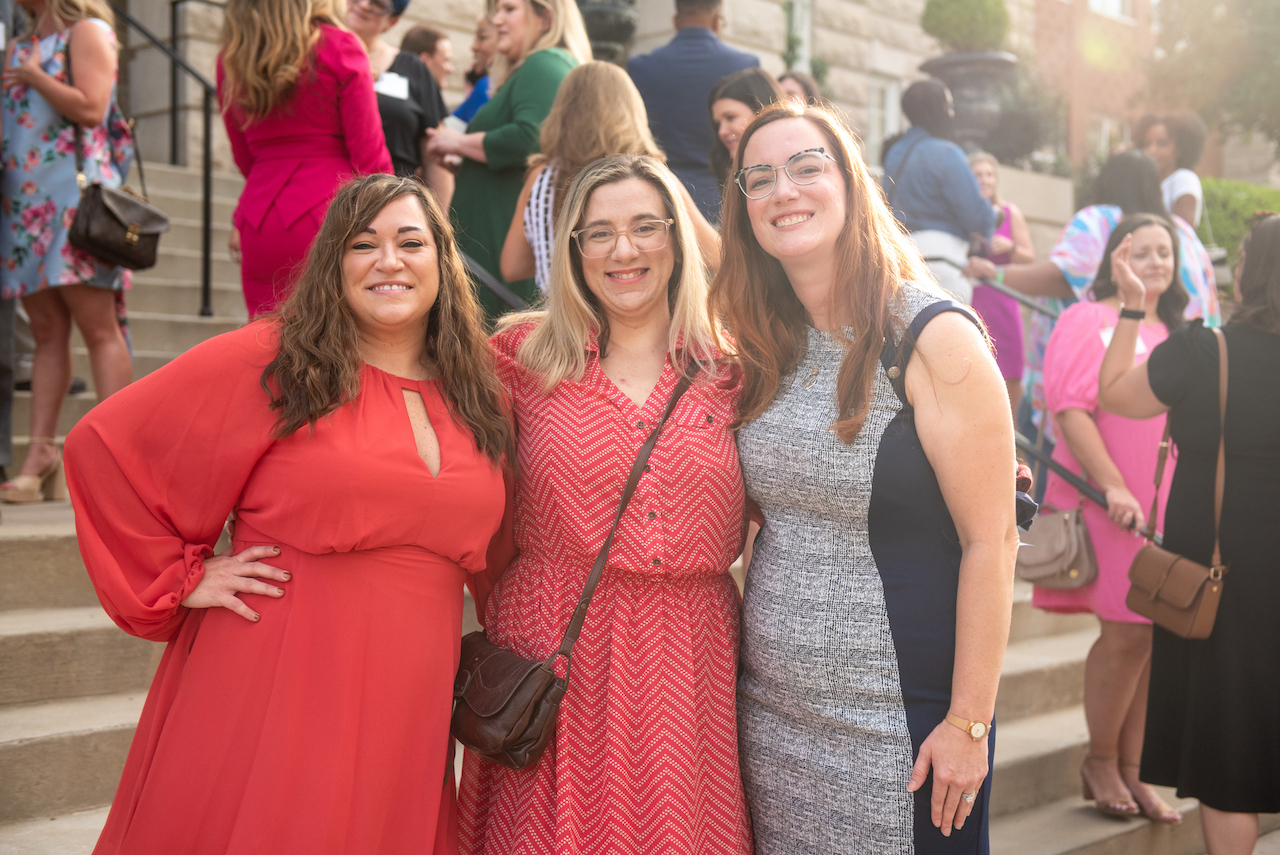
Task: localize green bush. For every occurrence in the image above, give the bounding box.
[921,0,1009,53]
[1199,176,1280,264]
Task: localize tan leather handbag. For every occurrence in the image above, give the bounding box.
[1125,327,1229,640]
[450,373,693,770]
[1015,504,1098,589]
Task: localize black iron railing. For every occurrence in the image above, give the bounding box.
[112,1,217,316]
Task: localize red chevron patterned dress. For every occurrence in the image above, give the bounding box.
[458,323,753,854]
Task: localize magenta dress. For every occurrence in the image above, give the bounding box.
[217,25,393,317]
[1033,302,1173,622]
[970,204,1026,380]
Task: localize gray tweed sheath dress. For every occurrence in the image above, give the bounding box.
[735,282,994,855]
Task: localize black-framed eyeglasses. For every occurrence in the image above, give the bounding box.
[735,147,838,199]
[570,219,674,257]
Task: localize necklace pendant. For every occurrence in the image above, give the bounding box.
[800,367,819,389]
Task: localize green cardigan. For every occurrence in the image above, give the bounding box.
[451,48,578,324]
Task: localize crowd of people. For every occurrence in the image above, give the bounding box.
[0,0,1277,853]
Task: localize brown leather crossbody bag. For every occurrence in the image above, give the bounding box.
[1126,327,1228,639]
[450,372,694,770]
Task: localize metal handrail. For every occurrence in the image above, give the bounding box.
[170,0,224,166]
[113,1,216,315]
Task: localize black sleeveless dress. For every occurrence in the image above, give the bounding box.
[1141,320,1280,813]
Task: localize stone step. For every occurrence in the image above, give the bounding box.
[0,608,157,706]
[10,392,98,440]
[71,349,177,391]
[0,693,144,823]
[144,187,238,223]
[127,276,247,318]
[990,792,1280,855]
[1008,581,1097,644]
[84,310,243,355]
[995,628,1097,723]
[0,806,109,854]
[130,162,244,199]
[0,503,95,611]
[163,215,232,250]
[991,705,1087,817]
[147,245,241,287]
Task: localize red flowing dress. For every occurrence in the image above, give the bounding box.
[458,323,753,854]
[64,321,512,855]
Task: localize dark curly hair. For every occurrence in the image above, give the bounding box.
[1136,109,1208,171]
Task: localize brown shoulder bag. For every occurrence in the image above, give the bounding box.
[451,371,693,770]
[1125,327,1228,639]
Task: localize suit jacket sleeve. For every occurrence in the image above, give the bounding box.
[216,57,254,179]
[328,28,394,175]
[64,323,283,642]
[482,50,572,171]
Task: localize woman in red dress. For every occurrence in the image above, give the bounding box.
[218,0,393,317]
[65,175,513,855]
[459,155,753,853]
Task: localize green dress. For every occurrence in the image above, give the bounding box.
[452,48,577,324]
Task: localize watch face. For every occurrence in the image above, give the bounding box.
[970,722,987,739]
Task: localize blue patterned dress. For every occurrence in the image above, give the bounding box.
[1,19,133,299]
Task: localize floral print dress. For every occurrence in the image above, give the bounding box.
[1,19,133,299]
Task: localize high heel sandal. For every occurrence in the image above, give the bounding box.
[0,438,67,504]
[1120,762,1183,824]
[1080,755,1140,819]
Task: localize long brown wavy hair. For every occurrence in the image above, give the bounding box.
[710,101,931,443]
[262,175,513,465]
[219,0,345,124]
[529,61,664,222]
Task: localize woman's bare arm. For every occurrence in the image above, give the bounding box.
[1,21,115,126]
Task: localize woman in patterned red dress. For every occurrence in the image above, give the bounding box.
[459,154,753,854]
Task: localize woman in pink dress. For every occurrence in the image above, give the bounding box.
[1035,213,1185,825]
[217,0,392,317]
[459,155,752,854]
[968,151,1034,417]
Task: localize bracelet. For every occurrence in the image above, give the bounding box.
[1119,308,1145,321]
[995,266,1006,286]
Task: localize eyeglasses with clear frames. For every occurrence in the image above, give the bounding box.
[735,147,838,199]
[571,219,675,258]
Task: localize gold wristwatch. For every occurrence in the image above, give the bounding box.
[945,712,990,741]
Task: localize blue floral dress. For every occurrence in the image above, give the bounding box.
[1,19,134,299]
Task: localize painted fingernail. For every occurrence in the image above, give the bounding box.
[253,613,261,621]
[276,588,285,596]
[282,571,291,581]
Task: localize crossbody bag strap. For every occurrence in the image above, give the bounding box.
[1209,327,1228,570]
[1142,420,1172,543]
[549,368,696,666]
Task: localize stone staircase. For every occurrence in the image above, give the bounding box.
[2,164,1278,854]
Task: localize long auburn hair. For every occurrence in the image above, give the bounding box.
[529,61,664,222]
[488,0,591,89]
[710,101,931,443]
[219,0,345,124]
[501,155,722,388]
[262,175,512,464]
[1090,214,1188,331]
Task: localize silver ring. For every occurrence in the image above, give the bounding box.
[961,791,976,804]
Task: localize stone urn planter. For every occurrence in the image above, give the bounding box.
[920,51,1017,152]
[577,0,637,64]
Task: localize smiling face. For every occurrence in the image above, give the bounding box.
[712,98,755,158]
[344,0,397,42]
[492,0,546,62]
[1143,123,1178,179]
[576,178,676,326]
[1126,223,1176,298]
[740,117,848,268]
[341,195,440,341]
[971,159,998,203]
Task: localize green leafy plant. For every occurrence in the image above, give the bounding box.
[1199,177,1280,265]
[921,0,1009,53]
[983,53,1067,171]
[781,0,802,71]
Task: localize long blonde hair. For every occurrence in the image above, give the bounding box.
[32,0,116,33]
[968,151,1002,206]
[530,61,663,221]
[489,0,591,89]
[219,0,346,123]
[710,102,932,443]
[502,155,722,388]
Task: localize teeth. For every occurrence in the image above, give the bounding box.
[773,214,812,227]
[371,284,410,291]
[608,270,646,281]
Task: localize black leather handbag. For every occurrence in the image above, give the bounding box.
[450,371,693,769]
[64,39,169,270]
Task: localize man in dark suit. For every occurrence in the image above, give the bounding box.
[627,0,759,221]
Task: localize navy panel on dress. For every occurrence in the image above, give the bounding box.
[871,300,994,855]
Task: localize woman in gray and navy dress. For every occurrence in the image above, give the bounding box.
[711,102,1018,853]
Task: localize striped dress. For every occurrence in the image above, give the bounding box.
[523,162,557,292]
